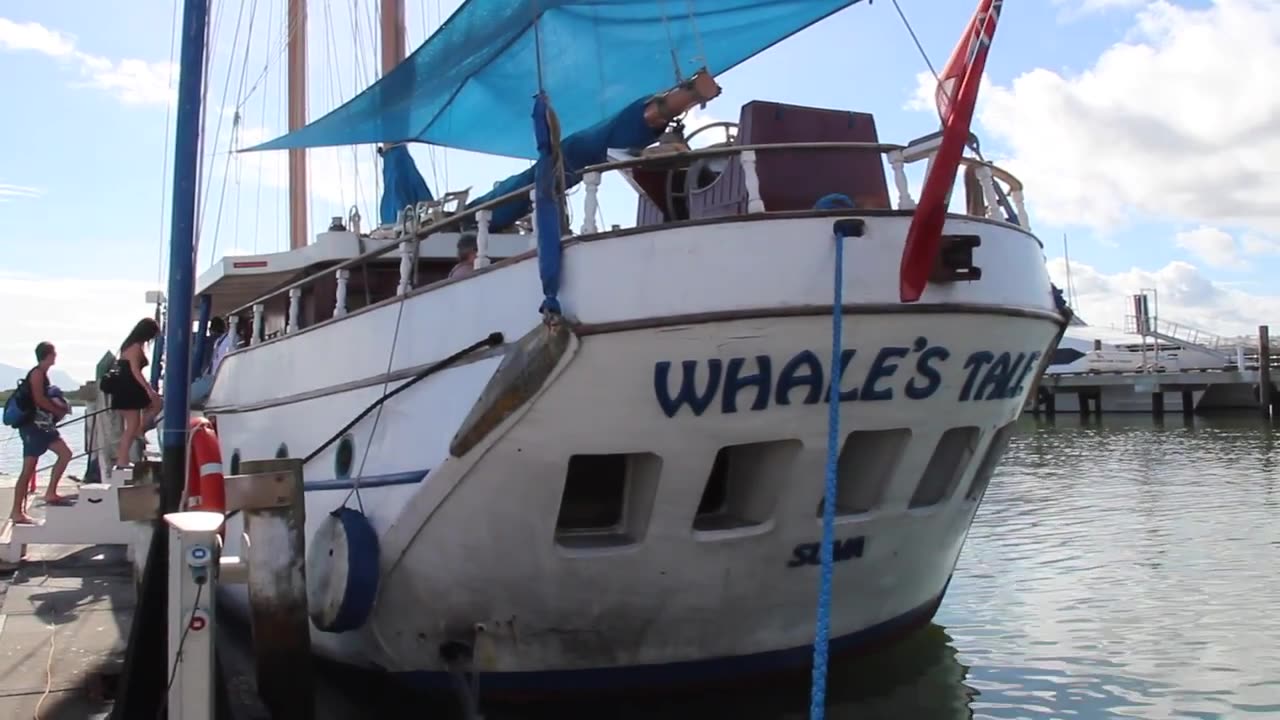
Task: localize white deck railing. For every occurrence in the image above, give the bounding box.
[224,140,1029,343]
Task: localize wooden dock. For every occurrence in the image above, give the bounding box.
[1033,368,1265,417]
[0,477,131,720]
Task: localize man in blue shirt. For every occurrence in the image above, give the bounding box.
[10,341,73,524]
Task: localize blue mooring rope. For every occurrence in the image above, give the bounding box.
[810,193,854,719]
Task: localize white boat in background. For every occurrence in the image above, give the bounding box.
[1040,298,1260,413]
[161,0,1067,695]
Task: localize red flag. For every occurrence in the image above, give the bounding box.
[899,0,1003,303]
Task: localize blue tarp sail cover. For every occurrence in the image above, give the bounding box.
[532,93,564,315]
[468,94,657,231]
[246,0,864,159]
[379,144,434,225]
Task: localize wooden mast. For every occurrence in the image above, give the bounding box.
[287,0,308,249]
[380,0,407,73]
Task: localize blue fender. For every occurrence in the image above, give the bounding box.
[307,506,381,633]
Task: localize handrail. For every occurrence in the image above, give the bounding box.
[580,141,1025,193]
[226,183,536,317]
[223,139,1031,328]
[580,141,905,174]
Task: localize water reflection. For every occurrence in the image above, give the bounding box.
[487,625,974,720]
[940,415,1280,719]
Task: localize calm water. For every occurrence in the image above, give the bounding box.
[0,406,92,479]
[6,412,1279,718]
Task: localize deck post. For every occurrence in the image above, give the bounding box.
[1259,325,1272,420]
[1181,389,1194,417]
[1151,391,1164,418]
[397,239,414,295]
[741,150,765,213]
[1010,188,1030,230]
[475,209,493,269]
[580,172,601,234]
[240,458,313,720]
[888,150,915,209]
[286,287,302,333]
[334,268,349,317]
[251,303,264,345]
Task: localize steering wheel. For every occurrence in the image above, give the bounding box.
[685,121,740,149]
[665,121,741,217]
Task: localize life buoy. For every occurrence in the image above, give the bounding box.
[187,416,226,513]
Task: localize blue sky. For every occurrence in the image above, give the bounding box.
[1,0,1277,382]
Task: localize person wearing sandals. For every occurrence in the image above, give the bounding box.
[109,318,162,470]
[9,342,74,525]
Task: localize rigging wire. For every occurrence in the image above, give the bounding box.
[193,0,224,269]
[889,0,939,82]
[205,0,253,264]
[323,0,349,216]
[235,6,305,112]
[251,0,277,254]
[228,0,261,257]
[275,21,285,252]
[155,0,181,287]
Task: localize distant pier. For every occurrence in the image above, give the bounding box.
[1031,324,1280,419]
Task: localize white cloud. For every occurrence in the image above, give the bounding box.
[0,183,41,202]
[950,0,1280,235]
[1241,234,1280,256]
[0,17,175,106]
[1051,257,1280,337]
[0,272,158,384]
[1174,226,1246,269]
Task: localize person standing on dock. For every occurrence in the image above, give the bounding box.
[107,318,162,470]
[9,341,74,524]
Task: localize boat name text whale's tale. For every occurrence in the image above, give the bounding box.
[654,342,1043,417]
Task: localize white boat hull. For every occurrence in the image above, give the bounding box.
[206,214,1063,690]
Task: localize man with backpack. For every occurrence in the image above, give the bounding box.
[4,341,73,524]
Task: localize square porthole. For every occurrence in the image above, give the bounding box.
[965,423,1016,502]
[909,427,980,509]
[816,429,912,518]
[555,452,661,550]
[694,440,801,534]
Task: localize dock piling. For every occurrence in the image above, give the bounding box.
[1259,325,1272,420]
[240,458,314,720]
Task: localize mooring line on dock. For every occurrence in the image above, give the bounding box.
[32,612,56,720]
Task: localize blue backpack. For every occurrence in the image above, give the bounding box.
[3,375,34,429]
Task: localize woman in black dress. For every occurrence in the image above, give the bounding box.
[111,318,162,470]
